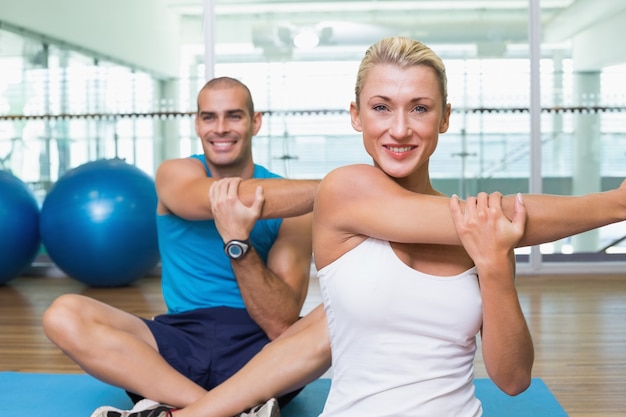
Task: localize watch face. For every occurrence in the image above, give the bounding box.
[227,243,244,258]
[225,240,249,259]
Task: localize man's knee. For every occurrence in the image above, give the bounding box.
[42,294,90,346]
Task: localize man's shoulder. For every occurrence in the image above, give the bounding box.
[253,164,282,179]
[159,156,205,170]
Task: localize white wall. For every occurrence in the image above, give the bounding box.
[544,0,626,70]
[572,8,626,71]
[0,0,180,78]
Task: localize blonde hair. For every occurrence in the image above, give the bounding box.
[354,37,448,111]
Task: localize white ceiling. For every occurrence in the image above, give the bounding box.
[163,0,626,64]
[170,0,565,55]
[1,0,626,75]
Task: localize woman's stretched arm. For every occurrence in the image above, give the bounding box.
[504,180,626,247]
[316,164,626,248]
[173,305,331,417]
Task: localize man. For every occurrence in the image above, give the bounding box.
[42,77,319,417]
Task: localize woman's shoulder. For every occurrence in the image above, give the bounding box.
[321,164,384,189]
[320,164,397,203]
[326,163,377,176]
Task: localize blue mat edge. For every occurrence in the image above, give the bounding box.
[0,372,568,417]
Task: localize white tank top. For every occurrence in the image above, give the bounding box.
[318,238,483,417]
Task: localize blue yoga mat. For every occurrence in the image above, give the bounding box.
[0,372,568,416]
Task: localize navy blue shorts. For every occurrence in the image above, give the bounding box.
[133,306,302,406]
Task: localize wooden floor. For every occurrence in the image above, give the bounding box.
[1,272,625,417]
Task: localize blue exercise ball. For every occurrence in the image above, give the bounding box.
[0,170,40,285]
[40,158,160,287]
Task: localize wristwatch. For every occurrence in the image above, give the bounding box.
[224,239,251,260]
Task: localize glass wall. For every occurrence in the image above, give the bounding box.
[1,0,625,271]
[0,28,159,202]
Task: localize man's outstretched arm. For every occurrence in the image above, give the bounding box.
[156,157,320,220]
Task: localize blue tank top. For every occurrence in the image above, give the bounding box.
[157,155,283,313]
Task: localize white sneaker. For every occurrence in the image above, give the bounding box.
[238,398,281,417]
[90,398,174,417]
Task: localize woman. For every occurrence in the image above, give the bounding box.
[95,37,626,417]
